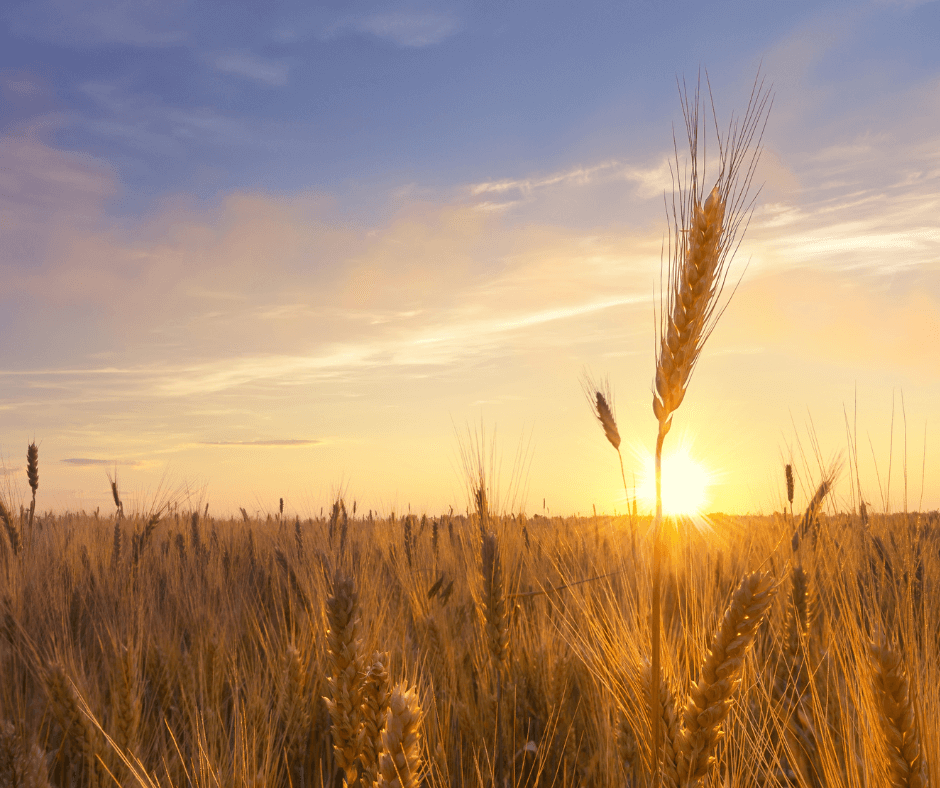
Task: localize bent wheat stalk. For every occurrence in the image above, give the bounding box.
[649,72,771,786]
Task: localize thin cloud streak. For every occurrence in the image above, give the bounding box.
[0,293,646,402]
[197,439,321,447]
[61,458,145,467]
[324,11,462,47]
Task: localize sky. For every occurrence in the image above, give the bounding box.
[1,0,939,518]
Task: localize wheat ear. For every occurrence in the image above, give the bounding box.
[0,501,19,557]
[325,573,365,788]
[0,720,51,788]
[111,644,140,754]
[870,642,927,788]
[26,442,38,534]
[278,643,311,761]
[677,570,777,784]
[481,531,509,668]
[792,474,834,552]
[45,662,102,778]
[358,651,391,787]
[581,372,633,514]
[376,682,423,788]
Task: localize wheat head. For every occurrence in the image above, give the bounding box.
[870,642,927,788]
[376,682,423,788]
[481,531,509,669]
[325,573,365,787]
[358,650,391,787]
[678,570,777,783]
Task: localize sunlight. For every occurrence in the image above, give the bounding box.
[637,445,712,517]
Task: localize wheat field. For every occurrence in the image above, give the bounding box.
[1,72,935,788]
[0,480,937,787]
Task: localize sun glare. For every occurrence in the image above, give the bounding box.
[638,446,712,517]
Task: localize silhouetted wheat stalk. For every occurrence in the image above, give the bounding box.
[649,72,771,786]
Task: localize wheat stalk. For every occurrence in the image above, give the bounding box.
[870,642,927,788]
[649,72,771,787]
[481,529,509,787]
[641,663,683,788]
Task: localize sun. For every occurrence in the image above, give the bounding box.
[637,445,712,518]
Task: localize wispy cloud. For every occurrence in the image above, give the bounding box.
[210,52,290,87]
[198,439,321,447]
[469,159,672,209]
[326,11,461,47]
[61,458,145,467]
[9,0,188,47]
[71,80,296,157]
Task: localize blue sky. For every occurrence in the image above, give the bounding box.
[1,0,939,516]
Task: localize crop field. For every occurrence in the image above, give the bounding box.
[2,43,936,788]
[0,486,937,787]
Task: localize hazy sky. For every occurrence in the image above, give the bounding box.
[1,0,939,517]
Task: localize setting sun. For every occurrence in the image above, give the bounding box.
[637,446,713,517]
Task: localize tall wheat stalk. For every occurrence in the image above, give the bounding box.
[649,72,771,786]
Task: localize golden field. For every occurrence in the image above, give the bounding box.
[0,487,937,787]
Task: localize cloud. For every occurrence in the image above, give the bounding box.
[198,439,321,447]
[211,52,290,87]
[327,11,461,47]
[9,0,188,47]
[469,159,672,207]
[73,80,287,155]
[61,458,145,467]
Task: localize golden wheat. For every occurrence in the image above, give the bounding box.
[376,682,423,788]
[677,570,777,783]
[871,642,928,788]
[325,573,365,788]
